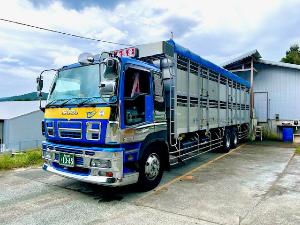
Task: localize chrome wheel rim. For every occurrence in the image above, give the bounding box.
[226,134,230,148]
[234,133,238,145]
[145,153,160,181]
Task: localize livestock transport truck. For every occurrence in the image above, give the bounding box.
[37,40,250,191]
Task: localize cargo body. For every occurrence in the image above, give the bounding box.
[40,40,250,190]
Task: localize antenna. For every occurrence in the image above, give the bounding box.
[170,31,174,40]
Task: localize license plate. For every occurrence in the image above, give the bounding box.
[59,152,75,167]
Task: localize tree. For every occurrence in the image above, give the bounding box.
[281,44,300,65]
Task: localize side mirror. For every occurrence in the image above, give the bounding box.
[102,58,119,80]
[36,76,43,92]
[99,81,116,96]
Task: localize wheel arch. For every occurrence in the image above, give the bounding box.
[139,130,170,170]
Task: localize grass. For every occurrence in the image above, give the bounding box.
[295,146,300,155]
[262,129,280,141]
[0,149,43,171]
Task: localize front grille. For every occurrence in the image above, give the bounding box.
[92,133,99,139]
[75,157,84,165]
[55,147,83,154]
[46,121,54,136]
[85,151,95,156]
[86,122,101,140]
[60,131,81,139]
[58,121,82,139]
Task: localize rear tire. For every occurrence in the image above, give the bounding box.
[137,146,164,191]
[231,128,238,149]
[220,129,231,153]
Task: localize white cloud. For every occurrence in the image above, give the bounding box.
[0,0,299,96]
[0,57,22,64]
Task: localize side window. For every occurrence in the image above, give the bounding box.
[124,68,150,98]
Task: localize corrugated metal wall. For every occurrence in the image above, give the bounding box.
[235,63,300,121]
[3,111,44,151]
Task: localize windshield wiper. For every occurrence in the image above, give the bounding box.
[46,99,64,108]
[58,99,74,107]
[46,98,77,108]
[77,97,100,107]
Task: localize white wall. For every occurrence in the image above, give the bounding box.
[253,64,300,120]
[235,63,300,121]
[3,111,44,151]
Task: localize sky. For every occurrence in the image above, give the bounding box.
[0,0,299,97]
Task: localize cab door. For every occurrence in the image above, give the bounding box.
[120,65,154,129]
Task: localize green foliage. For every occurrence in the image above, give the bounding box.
[0,92,48,102]
[0,149,43,170]
[295,146,300,155]
[281,44,300,65]
[262,128,280,141]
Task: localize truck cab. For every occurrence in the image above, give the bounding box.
[40,52,168,190]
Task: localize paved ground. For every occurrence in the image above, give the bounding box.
[0,141,299,225]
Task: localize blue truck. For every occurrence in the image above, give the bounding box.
[37,40,250,191]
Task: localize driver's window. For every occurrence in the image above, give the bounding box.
[124,68,151,126]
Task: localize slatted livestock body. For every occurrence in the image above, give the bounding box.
[138,40,250,163]
[165,40,250,138]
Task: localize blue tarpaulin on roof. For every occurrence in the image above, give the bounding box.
[167,39,250,88]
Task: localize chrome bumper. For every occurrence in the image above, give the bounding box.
[42,141,139,186]
[43,163,139,186]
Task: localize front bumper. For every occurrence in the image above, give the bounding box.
[42,141,139,186]
[43,163,139,186]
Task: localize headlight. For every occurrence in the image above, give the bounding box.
[43,150,52,160]
[90,159,111,168]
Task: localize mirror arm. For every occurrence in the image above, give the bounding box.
[37,69,57,112]
[98,61,107,89]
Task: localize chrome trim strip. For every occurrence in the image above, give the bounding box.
[86,122,101,141]
[135,122,166,129]
[58,128,82,132]
[125,149,139,154]
[46,121,55,137]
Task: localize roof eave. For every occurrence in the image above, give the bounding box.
[222,49,262,68]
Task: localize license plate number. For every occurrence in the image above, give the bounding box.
[59,153,75,167]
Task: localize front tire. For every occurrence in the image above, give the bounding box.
[137,146,163,191]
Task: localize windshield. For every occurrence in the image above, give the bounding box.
[47,64,118,106]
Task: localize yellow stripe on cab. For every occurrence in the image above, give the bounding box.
[44,107,111,120]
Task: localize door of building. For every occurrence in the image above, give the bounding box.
[254,92,269,122]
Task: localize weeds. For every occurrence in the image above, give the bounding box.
[0,149,43,170]
[295,146,300,155]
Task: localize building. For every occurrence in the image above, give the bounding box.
[222,51,300,135]
[0,101,45,152]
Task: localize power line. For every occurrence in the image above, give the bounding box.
[0,18,131,46]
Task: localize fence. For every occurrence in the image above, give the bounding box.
[0,139,44,153]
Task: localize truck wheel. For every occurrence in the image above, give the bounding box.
[221,129,231,153]
[231,128,238,149]
[137,146,163,191]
